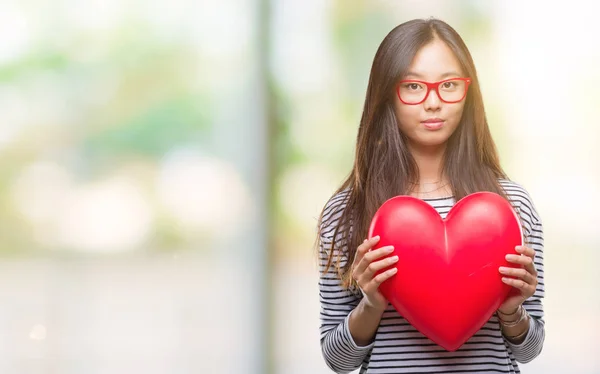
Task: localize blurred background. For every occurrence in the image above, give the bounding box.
[0,0,598,373]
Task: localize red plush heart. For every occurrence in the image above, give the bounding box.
[368,192,522,351]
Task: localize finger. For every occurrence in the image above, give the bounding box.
[498,266,536,285]
[501,276,528,290]
[361,255,399,281]
[515,246,537,274]
[353,236,380,268]
[505,253,535,270]
[505,254,537,277]
[516,245,535,257]
[352,240,368,270]
[501,276,536,296]
[355,245,394,276]
[362,267,397,294]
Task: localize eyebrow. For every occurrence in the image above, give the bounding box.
[404,71,462,79]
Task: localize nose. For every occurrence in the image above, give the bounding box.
[423,87,442,110]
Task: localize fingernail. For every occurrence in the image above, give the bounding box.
[373,235,380,241]
[385,246,394,252]
[502,277,509,282]
[390,255,399,262]
[499,267,508,273]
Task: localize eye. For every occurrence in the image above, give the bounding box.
[442,81,456,89]
[403,83,422,91]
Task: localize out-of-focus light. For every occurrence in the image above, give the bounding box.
[278,163,341,233]
[0,3,31,64]
[272,0,335,95]
[157,149,252,236]
[11,161,73,224]
[56,175,153,253]
[193,0,252,58]
[0,72,84,151]
[63,0,124,32]
[0,86,33,150]
[29,324,46,341]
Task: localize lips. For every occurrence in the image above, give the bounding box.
[422,118,445,130]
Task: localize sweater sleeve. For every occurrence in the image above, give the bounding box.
[504,190,546,363]
[318,193,373,373]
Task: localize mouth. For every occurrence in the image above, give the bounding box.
[421,119,445,130]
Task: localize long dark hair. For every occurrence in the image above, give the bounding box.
[318,18,509,288]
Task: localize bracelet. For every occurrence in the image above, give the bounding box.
[498,305,527,328]
[505,318,530,341]
[497,306,520,317]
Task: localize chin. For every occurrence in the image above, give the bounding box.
[416,134,452,148]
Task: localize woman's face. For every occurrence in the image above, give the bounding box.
[393,38,467,151]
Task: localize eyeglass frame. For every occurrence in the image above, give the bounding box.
[396,77,472,105]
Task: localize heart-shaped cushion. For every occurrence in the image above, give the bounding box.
[368,192,522,351]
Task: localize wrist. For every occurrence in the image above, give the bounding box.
[498,305,527,327]
[501,313,530,343]
[498,305,520,319]
[361,298,387,315]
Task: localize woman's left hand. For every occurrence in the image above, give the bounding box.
[497,245,538,314]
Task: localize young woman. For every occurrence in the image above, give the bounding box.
[317,18,545,373]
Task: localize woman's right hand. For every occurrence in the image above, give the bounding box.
[351,235,398,312]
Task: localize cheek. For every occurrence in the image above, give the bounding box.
[395,104,420,128]
[447,103,466,125]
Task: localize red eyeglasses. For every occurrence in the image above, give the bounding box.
[396,77,471,105]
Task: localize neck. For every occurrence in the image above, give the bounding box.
[409,143,446,183]
[407,143,451,198]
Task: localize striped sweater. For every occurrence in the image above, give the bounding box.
[317,180,545,373]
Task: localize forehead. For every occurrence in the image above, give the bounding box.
[404,39,464,80]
